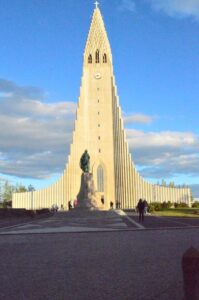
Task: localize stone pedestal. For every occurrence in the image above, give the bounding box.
[76,173,105,210]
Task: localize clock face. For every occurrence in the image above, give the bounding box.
[94,72,101,79]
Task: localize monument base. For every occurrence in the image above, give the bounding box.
[76,173,106,210]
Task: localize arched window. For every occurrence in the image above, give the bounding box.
[95,50,100,63]
[88,54,92,64]
[103,53,107,63]
[97,165,104,192]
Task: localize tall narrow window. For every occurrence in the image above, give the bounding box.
[97,165,104,192]
[88,54,92,64]
[96,50,100,63]
[103,53,107,63]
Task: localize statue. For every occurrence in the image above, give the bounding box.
[77,150,105,210]
[80,150,90,173]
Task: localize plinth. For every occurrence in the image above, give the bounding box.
[76,173,104,210]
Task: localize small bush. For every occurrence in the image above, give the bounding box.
[174,202,189,208]
[192,202,199,208]
[148,202,162,212]
[180,202,189,208]
[148,203,155,212]
[162,201,172,209]
[148,201,174,212]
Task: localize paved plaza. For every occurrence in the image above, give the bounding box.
[1,210,199,234]
[0,210,199,300]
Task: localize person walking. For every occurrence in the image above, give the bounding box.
[143,199,148,214]
[137,198,145,222]
[68,200,72,210]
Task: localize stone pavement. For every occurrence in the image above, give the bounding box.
[0,212,52,229]
[0,215,35,229]
[0,228,199,299]
[0,210,130,234]
[126,211,199,230]
[0,210,199,300]
[0,209,199,235]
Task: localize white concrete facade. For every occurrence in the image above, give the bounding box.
[12,7,191,210]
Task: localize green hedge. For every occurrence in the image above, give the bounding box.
[192,202,199,208]
[161,201,172,209]
[148,201,188,212]
[148,202,163,212]
[174,202,189,208]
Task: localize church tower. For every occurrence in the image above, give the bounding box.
[13,4,191,209]
[65,5,117,207]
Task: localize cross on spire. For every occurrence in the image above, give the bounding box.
[94,1,99,9]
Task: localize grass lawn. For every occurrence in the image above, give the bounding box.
[152,208,199,218]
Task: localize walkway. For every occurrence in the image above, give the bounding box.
[0,210,199,299]
[0,210,199,235]
[125,211,199,230]
[0,210,129,234]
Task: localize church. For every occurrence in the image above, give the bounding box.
[12,4,191,210]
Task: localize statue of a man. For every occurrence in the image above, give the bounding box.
[80,150,90,173]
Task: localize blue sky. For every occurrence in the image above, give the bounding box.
[0,0,199,197]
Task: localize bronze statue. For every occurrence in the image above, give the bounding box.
[80,150,90,173]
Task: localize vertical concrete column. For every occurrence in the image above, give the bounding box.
[113,92,119,205]
[121,130,125,209]
[117,113,122,207]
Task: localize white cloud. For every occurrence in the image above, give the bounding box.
[124,113,153,124]
[148,0,199,19]
[0,79,76,179]
[118,0,136,12]
[126,129,199,179]
[127,129,196,148]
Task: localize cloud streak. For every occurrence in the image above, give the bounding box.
[118,0,136,12]
[148,0,199,19]
[124,113,153,124]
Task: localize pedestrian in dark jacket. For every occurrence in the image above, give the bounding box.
[137,198,145,222]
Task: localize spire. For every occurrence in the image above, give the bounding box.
[84,4,112,64]
[94,1,99,9]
